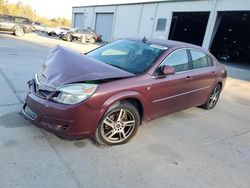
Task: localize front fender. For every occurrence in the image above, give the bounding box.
[99,90,149,123]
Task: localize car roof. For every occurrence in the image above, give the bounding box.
[0,14,30,20]
[124,37,206,51]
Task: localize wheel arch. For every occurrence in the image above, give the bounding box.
[100,91,149,124]
[13,25,25,33]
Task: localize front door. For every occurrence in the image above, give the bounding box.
[149,49,193,119]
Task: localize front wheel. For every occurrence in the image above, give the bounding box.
[66,34,73,42]
[14,27,24,37]
[95,102,140,145]
[201,84,222,110]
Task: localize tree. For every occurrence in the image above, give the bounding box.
[0,0,71,27]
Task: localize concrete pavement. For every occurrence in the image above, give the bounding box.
[0,32,250,188]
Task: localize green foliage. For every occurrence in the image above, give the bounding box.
[0,0,71,27]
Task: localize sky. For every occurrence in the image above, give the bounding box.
[8,0,157,19]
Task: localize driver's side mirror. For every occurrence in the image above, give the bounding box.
[160,65,175,75]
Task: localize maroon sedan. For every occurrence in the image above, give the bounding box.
[21,38,227,145]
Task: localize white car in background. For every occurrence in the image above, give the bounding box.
[32,22,46,32]
[45,26,71,36]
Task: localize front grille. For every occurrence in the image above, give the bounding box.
[33,73,55,98]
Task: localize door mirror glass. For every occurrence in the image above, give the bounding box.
[161,65,175,75]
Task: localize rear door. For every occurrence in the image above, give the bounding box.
[149,49,193,119]
[186,49,217,107]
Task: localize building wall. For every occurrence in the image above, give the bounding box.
[72,0,250,48]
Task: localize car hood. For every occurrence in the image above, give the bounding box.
[37,45,134,88]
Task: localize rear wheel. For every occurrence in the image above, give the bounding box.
[14,27,24,37]
[95,102,140,145]
[201,84,222,110]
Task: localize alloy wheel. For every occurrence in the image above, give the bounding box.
[15,28,24,37]
[100,109,136,144]
[208,85,221,108]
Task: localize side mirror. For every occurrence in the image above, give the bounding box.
[161,65,175,75]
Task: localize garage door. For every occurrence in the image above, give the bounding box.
[169,12,210,46]
[95,13,114,42]
[210,11,250,64]
[74,13,84,28]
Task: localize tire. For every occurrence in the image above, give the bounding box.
[95,102,140,145]
[66,34,73,42]
[14,27,25,37]
[200,84,222,110]
[89,37,96,44]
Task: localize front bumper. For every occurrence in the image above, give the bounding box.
[20,80,100,139]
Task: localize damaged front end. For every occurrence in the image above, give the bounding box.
[27,45,135,105]
[20,45,135,138]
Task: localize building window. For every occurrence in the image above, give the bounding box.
[156,18,167,31]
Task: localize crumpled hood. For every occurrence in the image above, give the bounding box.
[37,45,134,87]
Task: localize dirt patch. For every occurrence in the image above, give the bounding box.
[0,111,29,128]
[74,140,87,148]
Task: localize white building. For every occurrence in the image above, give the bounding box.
[72,0,250,63]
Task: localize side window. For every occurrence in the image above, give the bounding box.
[14,18,24,23]
[162,50,189,72]
[190,50,209,69]
[207,55,214,66]
[0,16,11,22]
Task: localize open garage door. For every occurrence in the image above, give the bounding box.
[74,13,84,28]
[95,13,114,42]
[169,12,210,46]
[210,11,250,65]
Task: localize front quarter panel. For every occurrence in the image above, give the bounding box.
[100,90,149,121]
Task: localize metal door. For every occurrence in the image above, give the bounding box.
[95,13,114,42]
[74,13,84,28]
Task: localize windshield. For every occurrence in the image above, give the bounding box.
[87,39,167,74]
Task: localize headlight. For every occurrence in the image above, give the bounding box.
[52,83,98,104]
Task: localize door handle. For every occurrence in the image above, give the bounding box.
[186,76,192,81]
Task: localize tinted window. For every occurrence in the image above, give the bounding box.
[190,50,209,69]
[88,39,167,74]
[162,50,189,72]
